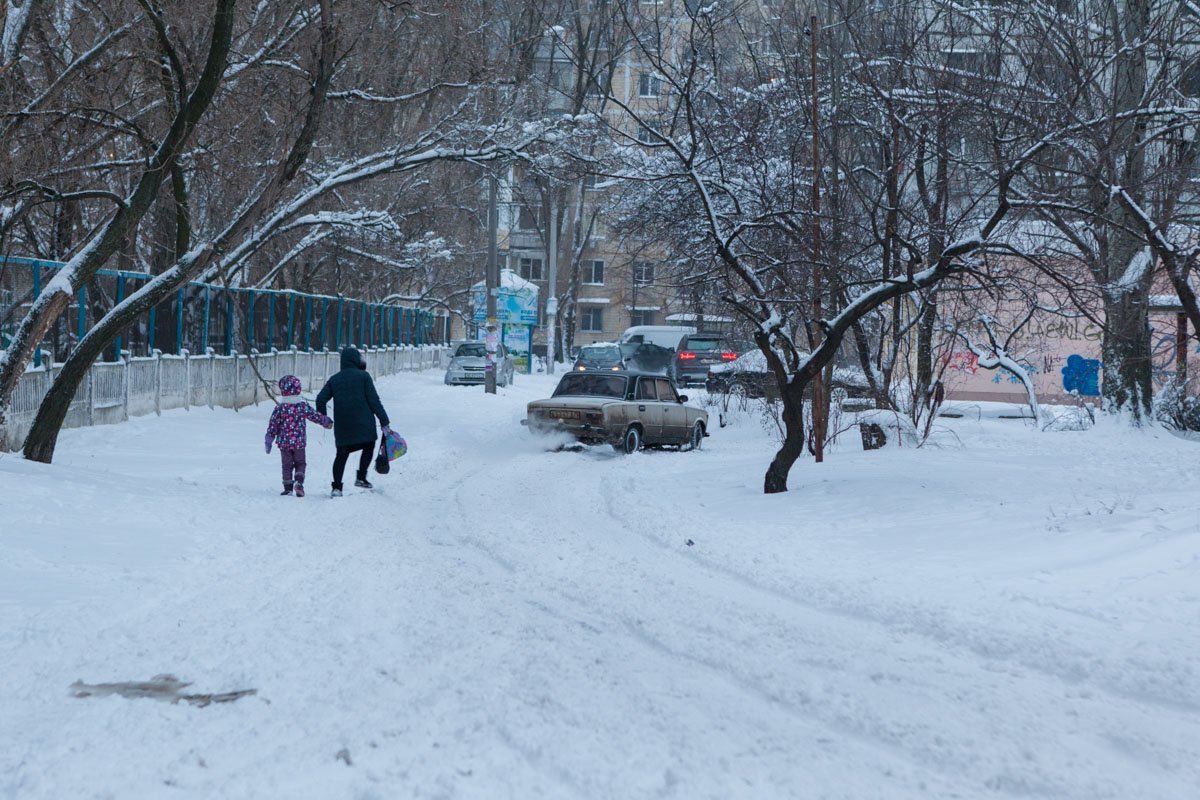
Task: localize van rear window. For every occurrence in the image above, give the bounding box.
[686,337,723,351]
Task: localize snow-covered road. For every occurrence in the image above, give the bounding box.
[2,371,1198,798]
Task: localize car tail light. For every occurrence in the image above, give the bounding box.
[721,352,738,360]
[678,351,696,360]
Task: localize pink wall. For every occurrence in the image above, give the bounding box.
[939,310,1198,405]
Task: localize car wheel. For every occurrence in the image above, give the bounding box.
[683,421,704,451]
[615,425,642,454]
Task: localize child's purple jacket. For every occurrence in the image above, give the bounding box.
[266,376,331,449]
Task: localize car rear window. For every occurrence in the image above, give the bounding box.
[455,343,486,357]
[685,337,724,352]
[553,373,628,398]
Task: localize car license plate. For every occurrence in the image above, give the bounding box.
[548,409,579,419]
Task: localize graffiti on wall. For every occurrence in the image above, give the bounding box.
[991,362,1037,385]
[1148,332,1200,386]
[942,351,981,374]
[1028,317,1103,341]
[1062,354,1101,396]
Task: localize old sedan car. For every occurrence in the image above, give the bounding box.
[444,340,515,387]
[523,371,708,453]
[571,342,624,372]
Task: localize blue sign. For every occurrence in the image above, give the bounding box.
[473,285,538,324]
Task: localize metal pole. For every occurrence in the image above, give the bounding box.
[175,288,184,355]
[225,291,234,355]
[1177,311,1188,384]
[304,296,313,351]
[485,170,499,394]
[809,14,825,464]
[547,196,558,375]
[319,298,329,350]
[286,292,295,350]
[32,264,41,367]
[201,285,211,355]
[267,291,276,350]
[335,296,344,349]
[248,290,257,351]
[78,286,87,344]
[114,274,126,361]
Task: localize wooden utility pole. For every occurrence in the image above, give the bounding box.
[809,14,825,463]
[485,171,499,394]
[546,196,558,375]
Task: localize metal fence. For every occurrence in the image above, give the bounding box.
[0,256,452,367]
[5,344,447,451]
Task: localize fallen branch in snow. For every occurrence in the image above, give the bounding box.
[70,674,257,707]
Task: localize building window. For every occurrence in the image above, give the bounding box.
[636,123,658,144]
[1183,63,1200,98]
[584,173,600,189]
[583,260,604,285]
[581,307,604,332]
[638,72,663,98]
[517,203,541,230]
[630,309,655,326]
[519,256,544,281]
[633,261,655,286]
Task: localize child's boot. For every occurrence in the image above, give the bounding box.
[281,482,294,495]
[294,482,305,498]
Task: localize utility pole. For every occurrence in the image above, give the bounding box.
[546,196,558,375]
[809,14,825,463]
[485,170,499,394]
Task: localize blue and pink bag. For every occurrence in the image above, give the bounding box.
[375,428,407,474]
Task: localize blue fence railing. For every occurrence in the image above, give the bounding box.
[0,256,449,366]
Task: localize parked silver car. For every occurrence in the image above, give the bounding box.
[523,370,708,453]
[444,341,515,387]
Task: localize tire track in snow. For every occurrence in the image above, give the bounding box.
[596,470,1200,718]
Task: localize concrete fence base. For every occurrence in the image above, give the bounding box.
[4,344,447,452]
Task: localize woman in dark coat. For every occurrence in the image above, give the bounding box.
[316,347,391,496]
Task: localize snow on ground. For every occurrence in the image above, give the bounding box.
[1,371,1198,799]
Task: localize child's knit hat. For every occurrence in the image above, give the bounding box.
[279,375,302,397]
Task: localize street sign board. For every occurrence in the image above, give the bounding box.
[473,284,538,324]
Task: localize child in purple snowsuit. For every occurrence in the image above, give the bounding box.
[265,375,332,497]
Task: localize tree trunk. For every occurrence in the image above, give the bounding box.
[1101,292,1153,421]
[0,0,236,434]
[764,379,807,494]
[915,293,938,410]
[22,0,341,463]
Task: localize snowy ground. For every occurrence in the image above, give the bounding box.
[1,370,1198,799]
